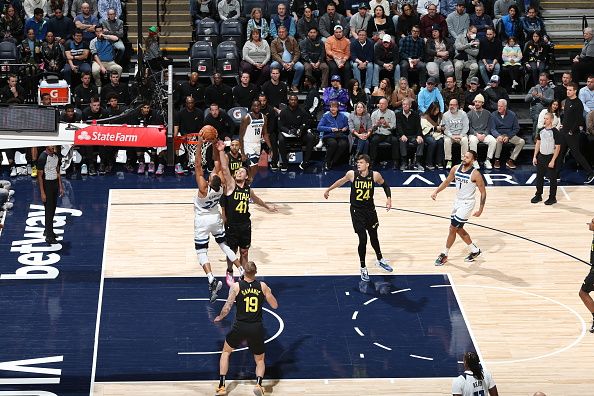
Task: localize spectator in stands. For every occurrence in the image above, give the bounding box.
[478,27,501,85]
[105,92,126,116]
[74,2,99,43]
[367,5,395,43]
[270,3,297,39]
[0,74,26,103]
[391,77,416,111]
[536,99,560,130]
[296,6,318,39]
[292,0,317,20]
[521,6,546,37]
[420,3,447,39]
[373,35,400,91]
[47,6,74,45]
[350,29,376,94]
[24,0,49,19]
[469,4,492,39]
[90,24,122,87]
[417,76,444,113]
[395,4,420,39]
[40,30,65,76]
[40,92,51,105]
[72,71,98,108]
[246,7,270,40]
[24,7,48,41]
[526,72,554,136]
[579,75,594,119]
[554,72,572,102]
[241,28,271,87]
[446,0,469,41]
[232,72,258,108]
[101,8,124,62]
[61,103,82,122]
[191,0,218,21]
[47,0,67,16]
[371,77,392,108]
[71,0,97,18]
[483,74,508,111]
[416,0,437,16]
[325,25,351,84]
[442,76,465,110]
[441,98,476,169]
[0,180,14,212]
[278,93,316,171]
[318,100,350,169]
[127,102,165,175]
[523,31,549,87]
[425,25,454,82]
[85,97,118,175]
[501,35,522,92]
[454,25,480,87]
[270,25,304,92]
[203,102,234,141]
[300,26,330,88]
[303,76,322,118]
[369,0,391,18]
[368,97,398,167]
[349,3,371,39]
[261,67,289,113]
[498,5,523,48]
[175,71,205,108]
[396,98,423,170]
[441,0,457,17]
[79,96,105,176]
[421,102,444,169]
[98,0,121,21]
[493,0,516,19]
[217,0,240,21]
[20,27,42,83]
[468,93,496,169]
[0,5,24,43]
[399,25,426,87]
[322,74,349,111]
[490,98,523,169]
[100,71,129,104]
[464,76,482,111]
[143,25,172,73]
[347,78,367,110]
[205,72,233,109]
[572,28,594,83]
[320,3,348,42]
[348,101,372,160]
[173,95,204,174]
[258,92,280,167]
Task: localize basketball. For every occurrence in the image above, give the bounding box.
[199,125,218,142]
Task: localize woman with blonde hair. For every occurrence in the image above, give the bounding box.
[348,101,373,163]
[246,7,270,40]
[391,77,416,111]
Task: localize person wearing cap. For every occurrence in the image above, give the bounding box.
[468,93,496,169]
[319,3,348,42]
[469,4,493,40]
[477,27,502,86]
[441,98,476,169]
[425,24,455,82]
[399,24,426,86]
[296,6,318,39]
[143,25,171,72]
[322,74,349,111]
[453,26,479,86]
[270,3,297,39]
[350,29,376,93]
[420,3,448,39]
[446,0,470,40]
[490,99,524,169]
[464,76,483,111]
[270,25,304,92]
[373,34,400,89]
[483,73,509,112]
[300,27,330,87]
[417,76,445,113]
[325,24,352,84]
[350,2,371,38]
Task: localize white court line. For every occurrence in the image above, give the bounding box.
[97,377,457,385]
[363,297,378,305]
[373,342,392,351]
[89,190,111,396]
[352,311,358,320]
[560,186,571,201]
[410,354,433,361]
[354,327,364,337]
[345,291,350,296]
[391,288,411,294]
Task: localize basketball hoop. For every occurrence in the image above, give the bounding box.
[174,133,211,168]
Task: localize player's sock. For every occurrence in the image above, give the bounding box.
[207,272,215,284]
[468,243,479,253]
[443,248,450,256]
[219,375,225,387]
[218,242,238,262]
[256,376,263,386]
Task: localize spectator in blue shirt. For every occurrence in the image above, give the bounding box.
[490,98,524,169]
[270,3,297,38]
[74,2,99,43]
[417,76,445,113]
[24,8,47,41]
[318,100,350,169]
[350,29,376,92]
[89,24,122,86]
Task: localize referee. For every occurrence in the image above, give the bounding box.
[214,261,278,396]
[579,217,594,334]
[37,146,63,245]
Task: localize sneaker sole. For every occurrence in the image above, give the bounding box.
[253,386,264,396]
[376,262,393,272]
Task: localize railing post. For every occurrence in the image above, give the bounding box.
[167,64,174,166]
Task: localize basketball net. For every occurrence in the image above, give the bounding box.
[184,134,211,169]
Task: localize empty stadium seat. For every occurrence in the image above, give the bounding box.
[190,41,215,76]
[0,41,18,62]
[216,40,239,77]
[220,19,244,47]
[195,17,220,47]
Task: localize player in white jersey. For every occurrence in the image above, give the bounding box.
[431,150,486,266]
[239,100,271,178]
[194,137,243,303]
[452,351,498,396]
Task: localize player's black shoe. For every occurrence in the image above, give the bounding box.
[464,250,482,262]
[209,279,222,303]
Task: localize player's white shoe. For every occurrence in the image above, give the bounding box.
[209,279,222,303]
[375,258,393,272]
[360,267,370,282]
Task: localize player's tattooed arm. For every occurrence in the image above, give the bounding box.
[214,284,239,322]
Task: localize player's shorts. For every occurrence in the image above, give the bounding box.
[225,222,252,251]
[350,206,379,233]
[243,142,262,167]
[226,321,265,355]
[581,267,594,293]
[450,199,475,228]
[194,212,225,247]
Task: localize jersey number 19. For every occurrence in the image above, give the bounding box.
[244,296,259,312]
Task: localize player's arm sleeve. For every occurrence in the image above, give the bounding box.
[381,181,391,198]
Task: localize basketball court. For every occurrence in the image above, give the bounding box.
[0,171,592,395]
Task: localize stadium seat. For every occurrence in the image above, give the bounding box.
[0,41,18,62]
[195,17,220,48]
[242,0,261,18]
[190,41,215,76]
[216,40,239,77]
[220,19,244,47]
[227,107,248,127]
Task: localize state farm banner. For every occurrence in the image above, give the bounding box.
[74,124,166,147]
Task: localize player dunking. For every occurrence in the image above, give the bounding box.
[579,216,594,333]
[214,261,278,396]
[216,141,277,286]
[432,150,486,265]
[324,154,393,281]
[194,136,243,303]
[239,100,271,178]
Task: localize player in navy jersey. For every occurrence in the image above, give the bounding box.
[579,217,594,333]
